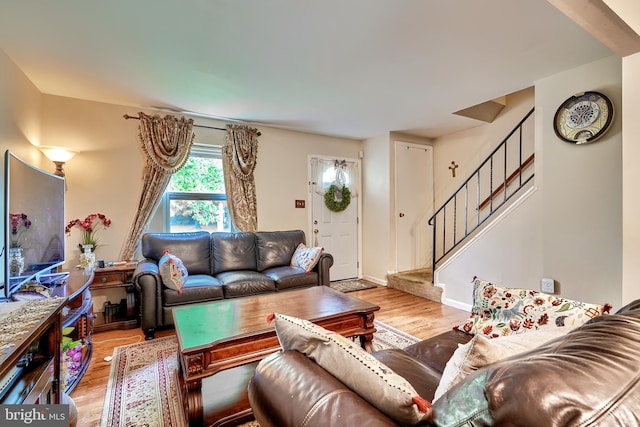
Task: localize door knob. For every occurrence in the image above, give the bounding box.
[399,213,405,218]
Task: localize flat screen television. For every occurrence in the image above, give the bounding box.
[3,150,66,299]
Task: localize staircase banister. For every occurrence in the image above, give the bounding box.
[427,107,534,227]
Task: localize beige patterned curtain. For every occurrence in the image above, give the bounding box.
[119,112,195,260]
[223,124,260,232]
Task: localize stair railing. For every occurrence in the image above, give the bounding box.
[428,107,535,274]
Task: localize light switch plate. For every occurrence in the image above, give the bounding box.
[541,277,555,293]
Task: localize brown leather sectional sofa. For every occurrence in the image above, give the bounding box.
[248,299,640,426]
[133,229,333,339]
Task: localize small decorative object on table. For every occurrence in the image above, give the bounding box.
[65,213,112,253]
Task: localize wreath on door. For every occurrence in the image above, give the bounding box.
[324,184,351,212]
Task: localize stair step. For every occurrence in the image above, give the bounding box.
[386,269,441,303]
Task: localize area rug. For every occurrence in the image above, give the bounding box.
[330,278,376,293]
[101,320,418,427]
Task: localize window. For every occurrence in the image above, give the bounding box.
[162,144,235,233]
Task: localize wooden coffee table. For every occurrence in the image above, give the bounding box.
[172,285,380,426]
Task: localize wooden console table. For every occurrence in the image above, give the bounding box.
[0,269,93,401]
[90,264,139,332]
[173,286,380,427]
[51,269,94,393]
[0,297,66,404]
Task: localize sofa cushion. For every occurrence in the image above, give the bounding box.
[273,313,433,426]
[432,308,640,426]
[454,276,606,338]
[290,243,324,273]
[212,232,257,274]
[158,250,188,293]
[433,327,570,401]
[216,271,275,298]
[263,266,318,290]
[256,230,305,272]
[162,274,224,306]
[141,231,212,275]
[403,329,472,375]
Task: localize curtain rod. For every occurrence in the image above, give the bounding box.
[123,114,261,135]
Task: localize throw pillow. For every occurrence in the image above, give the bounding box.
[433,327,570,401]
[158,249,188,294]
[454,276,605,338]
[272,313,432,426]
[290,242,323,273]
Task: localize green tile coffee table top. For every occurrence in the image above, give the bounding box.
[173,286,378,350]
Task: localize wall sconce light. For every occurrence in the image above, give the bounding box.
[38,146,79,177]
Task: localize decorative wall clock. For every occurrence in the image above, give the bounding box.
[553,91,613,144]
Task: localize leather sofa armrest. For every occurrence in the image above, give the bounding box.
[133,259,163,338]
[248,350,398,427]
[315,252,334,286]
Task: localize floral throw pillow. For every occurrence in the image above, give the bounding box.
[158,249,188,294]
[454,276,606,338]
[290,242,323,273]
[272,313,432,425]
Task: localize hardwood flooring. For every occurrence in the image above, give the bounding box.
[71,284,469,427]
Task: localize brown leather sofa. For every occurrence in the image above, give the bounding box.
[133,229,333,339]
[248,299,640,426]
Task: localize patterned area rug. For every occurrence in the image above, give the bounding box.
[100,321,418,427]
[330,279,377,293]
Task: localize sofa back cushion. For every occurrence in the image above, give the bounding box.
[431,306,640,426]
[256,230,306,272]
[141,231,211,275]
[212,232,257,274]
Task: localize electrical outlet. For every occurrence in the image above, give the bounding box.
[541,277,555,293]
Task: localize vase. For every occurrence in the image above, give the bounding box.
[8,247,25,275]
[79,244,96,271]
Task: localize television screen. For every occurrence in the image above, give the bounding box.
[3,150,66,298]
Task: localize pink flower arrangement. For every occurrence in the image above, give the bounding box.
[9,213,32,248]
[65,213,112,251]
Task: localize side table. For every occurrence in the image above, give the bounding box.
[90,263,139,332]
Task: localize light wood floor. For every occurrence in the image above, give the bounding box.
[71,284,469,427]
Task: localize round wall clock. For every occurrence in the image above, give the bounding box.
[553,91,613,144]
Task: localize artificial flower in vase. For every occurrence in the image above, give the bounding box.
[9,213,32,249]
[65,213,112,253]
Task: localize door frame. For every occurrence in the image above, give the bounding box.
[308,154,363,279]
[393,141,434,272]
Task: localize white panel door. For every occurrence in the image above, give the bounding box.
[395,142,433,272]
[310,157,359,281]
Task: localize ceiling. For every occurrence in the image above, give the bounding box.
[0,1,616,140]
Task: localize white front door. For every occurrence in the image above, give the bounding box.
[395,142,434,272]
[310,157,359,281]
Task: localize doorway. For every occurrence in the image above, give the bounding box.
[394,142,434,272]
[309,156,360,281]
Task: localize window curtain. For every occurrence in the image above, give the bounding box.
[222,124,260,232]
[119,112,195,260]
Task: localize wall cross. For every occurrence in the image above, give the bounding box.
[449,161,459,178]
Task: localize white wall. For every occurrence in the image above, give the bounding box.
[39,94,361,266]
[622,52,640,304]
[361,134,391,283]
[537,55,622,306]
[437,55,623,309]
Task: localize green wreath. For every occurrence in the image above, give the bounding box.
[324,184,351,212]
